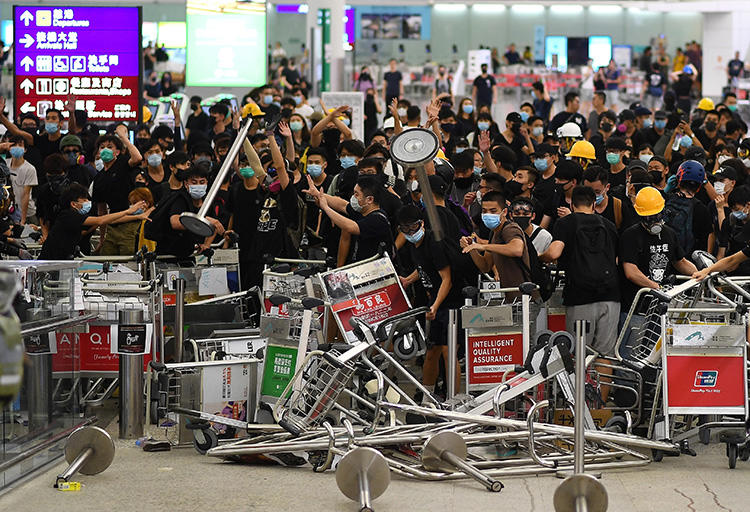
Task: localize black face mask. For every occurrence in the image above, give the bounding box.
[648,170,664,184]
[511,122,522,133]
[513,215,532,230]
[191,103,201,111]
[454,176,474,189]
[135,137,150,148]
[366,94,374,102]
[47,173,69,194]
[705,121,717,132]
[441,123,455,133]
[600,122,613,132]
[504,179,523,198]
[163,142,174,152]
[281,108,293,119]
[360,72,371,81]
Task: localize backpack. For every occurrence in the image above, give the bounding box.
[144,190,182,243]
[445,199,474,237]
[568,214,618,294]
[663,194,695,255]
[517,232,554,302]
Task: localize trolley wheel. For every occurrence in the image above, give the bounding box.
[604,415,628,434]
[727,443,738,469]
[193,428,218,455]
[739,446,750,462]
[651,449,663,462]
[698,426,711,445]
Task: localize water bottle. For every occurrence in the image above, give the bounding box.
[672,133,682,152]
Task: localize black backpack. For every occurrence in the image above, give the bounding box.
[568,214,618,294]
[663,194,695,255]
[144,190,182,243]
[517,232,554,302]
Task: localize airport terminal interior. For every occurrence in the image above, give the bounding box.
[2,0,750,510]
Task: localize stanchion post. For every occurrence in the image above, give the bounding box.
[574,319,588,474]
[448,309,458,400]
[119,309,144,439]
[174,278,185,363]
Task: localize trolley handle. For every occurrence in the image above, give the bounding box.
[374,306,429,343]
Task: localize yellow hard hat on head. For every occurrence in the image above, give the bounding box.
[142,106,152,123]
[697,97,715,111]
[634,186,665,216]
[568,140,596,160]
[242,102,265,119]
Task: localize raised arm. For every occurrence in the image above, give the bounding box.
[0,97,33,146]
[115,124,142,167]
[267,132,289,190]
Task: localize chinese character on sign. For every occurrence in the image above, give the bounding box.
[58,33,67,42]
[113,77,122,88]
[75,100,85,110]
[36,32,46,44]
[68,33,78,44]
[53,9,63,20]
[81,77,91,88]
[47,32,57,43]
[85,100,95,111]
[88,55,97,69]
[64,9,74,20]
[53,100,64,110]
[109,55,118,66]
[102,77,112,88]
[92,77,101,88]
[99,55,108,66]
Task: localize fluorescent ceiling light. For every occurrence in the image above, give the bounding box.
[511,4,544,13]
[472,4,507,12]
[550,5,583,14]
[589,5,623,13]
[435,4,468,11]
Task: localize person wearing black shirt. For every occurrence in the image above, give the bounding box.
[540,159,582,230]
[694,109,720,150]
[503,44,521,65]
[297,148,333,243]
[39,184,145,260]
[472,63,496,108]
[549,92,587,135]
[382,59,403,110]
[142,139,169,192]
[619,186,697,309]
[159,166,224,261]
[532,81,552,124]
[305,174,393,264]
[605,137,629,190]
[397,205,463,399]
[727,51,744,85]
[540,186,620,359]
[91,126,143,255]
[279,58,301,93]
[185,95,210,142]
[583,166,624,231]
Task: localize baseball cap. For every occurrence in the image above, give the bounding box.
[383,117,395,130]
[634,106,652,117]
[654,110,668,120]
[627,159,648,172]
[618,109,636,122]
[555,159,583,181]
[506,112,523,123]
[428,174,448,195]
[714,166,738,181]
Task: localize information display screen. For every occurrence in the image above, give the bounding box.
[13,6,141,122]
[545,36,567,71]
[186,4,266,88]
[589,36,612,70]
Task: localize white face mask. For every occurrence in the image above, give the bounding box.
[714,181,726,195]
[717,155,730,164]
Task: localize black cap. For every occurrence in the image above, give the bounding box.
[740,138,750,151]
[634,106,652,117]
[533,143,556,157]
[506,112,522,123]
[555,159,583,181]
[654,110,668,119]
[715,166,738,181]
[605,137,630,151]
[627,159,648,172]
[619,109,635,121]
[685,146,706,162]
[428,174,448,195]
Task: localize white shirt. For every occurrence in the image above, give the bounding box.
[295,104,314,119]
[529,224,552,255]
[6,159,37,217]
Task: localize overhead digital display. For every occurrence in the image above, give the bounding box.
[186,3,266,87]
[545,36,567,71]
[13,6,141,122]
[589,36,612,70]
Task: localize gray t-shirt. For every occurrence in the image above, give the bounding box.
[7,159,37,217]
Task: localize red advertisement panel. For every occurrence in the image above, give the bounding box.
[52,325,151,374]
[666,354,745,408]
[332,283,410,335]
[467,332,524,386]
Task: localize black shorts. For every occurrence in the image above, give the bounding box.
[427,307,461,347]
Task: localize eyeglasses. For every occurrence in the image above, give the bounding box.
[398,221,422,236]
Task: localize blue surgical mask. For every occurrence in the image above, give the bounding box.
[188,184,207,199]
[340,156,357,168]
[595,194,606,205]
[520,111,530,122]
[307,163,323,177]
[643,118,653,129]
[462,104,474,115]
[455,147,466,154]
[133,207,144,215]
[350,195,363,212]
[94,158,104,171]
[341,118,351,127]
[533,158,548,172]
[473,166,483,176]
[731,210,747,221]
[639,154,653,164]
[482,213,502,230]
[79,200,91,215]
[147,154,162,167]
[263,94,274,105]
[654,119,667,130]
[9,146,24,159]
[477,122,490,131]
[606,152,621,165]
[680,135,693,148]
[239,167,255,179]
[532,126,544,137]
[293,96,303,105]
[290,120,304,132]
[45,122,59,134]
[404,228,425,244]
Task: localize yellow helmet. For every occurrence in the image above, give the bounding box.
[633,187,665,216]
[697,97,715,111]
[241,102,266,119]
[568,140,596,160]
[142,106,152,123]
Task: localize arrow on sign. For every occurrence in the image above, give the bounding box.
[20,102,34,114]
[20,10,33,27]
[20,56,33,72]
[20,34,34,48]
[19,78,33,94]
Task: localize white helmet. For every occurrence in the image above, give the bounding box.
[557,122,582,139]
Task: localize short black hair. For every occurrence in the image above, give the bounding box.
[438,107,456,120]
[491,144,518,170]
[571,186,595,208]
[61,183,90,207]
[397,204,423,225]
[44,153,68,174]
[338,139,366,157]
[184,164,209,181]
[510,196,535,212]
[481,190,507,207]
[532,81,544,92]
[517,165,540,184]
[356,175,382,204]
[564,91,579,106]
[582,165,609,185]
[726,120,741,135]
[406,105,421,122]
[152,124,174,140]
[728,186,750,207]
[168,151,190,168]
[451,150,475,171]
[95,134,123,152]
[306,147,328,162]
[45,108,63,120]
[481,172,506,191]
[358,157,384,174]
[594,91,607,103]
[209,103,229,117]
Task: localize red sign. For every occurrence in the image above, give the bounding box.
[547,308,566,332]
[666,355,746,408]
[467,332,524,386]
[52,325,151,374]
[333,283,409,336]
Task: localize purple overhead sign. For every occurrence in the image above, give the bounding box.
[14,6,141,122]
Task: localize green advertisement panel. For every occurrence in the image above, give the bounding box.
[261,344,297,398]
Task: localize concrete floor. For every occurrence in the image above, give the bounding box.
[2,426,749,512]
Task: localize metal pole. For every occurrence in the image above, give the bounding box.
[414,164,443,241]
[447,309,458,400]
[25,308,52,431]
[174,278,185,363]
[119,309,144,439]
[574,320,587,475]
[56,447,93,481]
[358,470,373,512]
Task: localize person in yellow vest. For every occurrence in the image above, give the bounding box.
[128,188,157,253]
